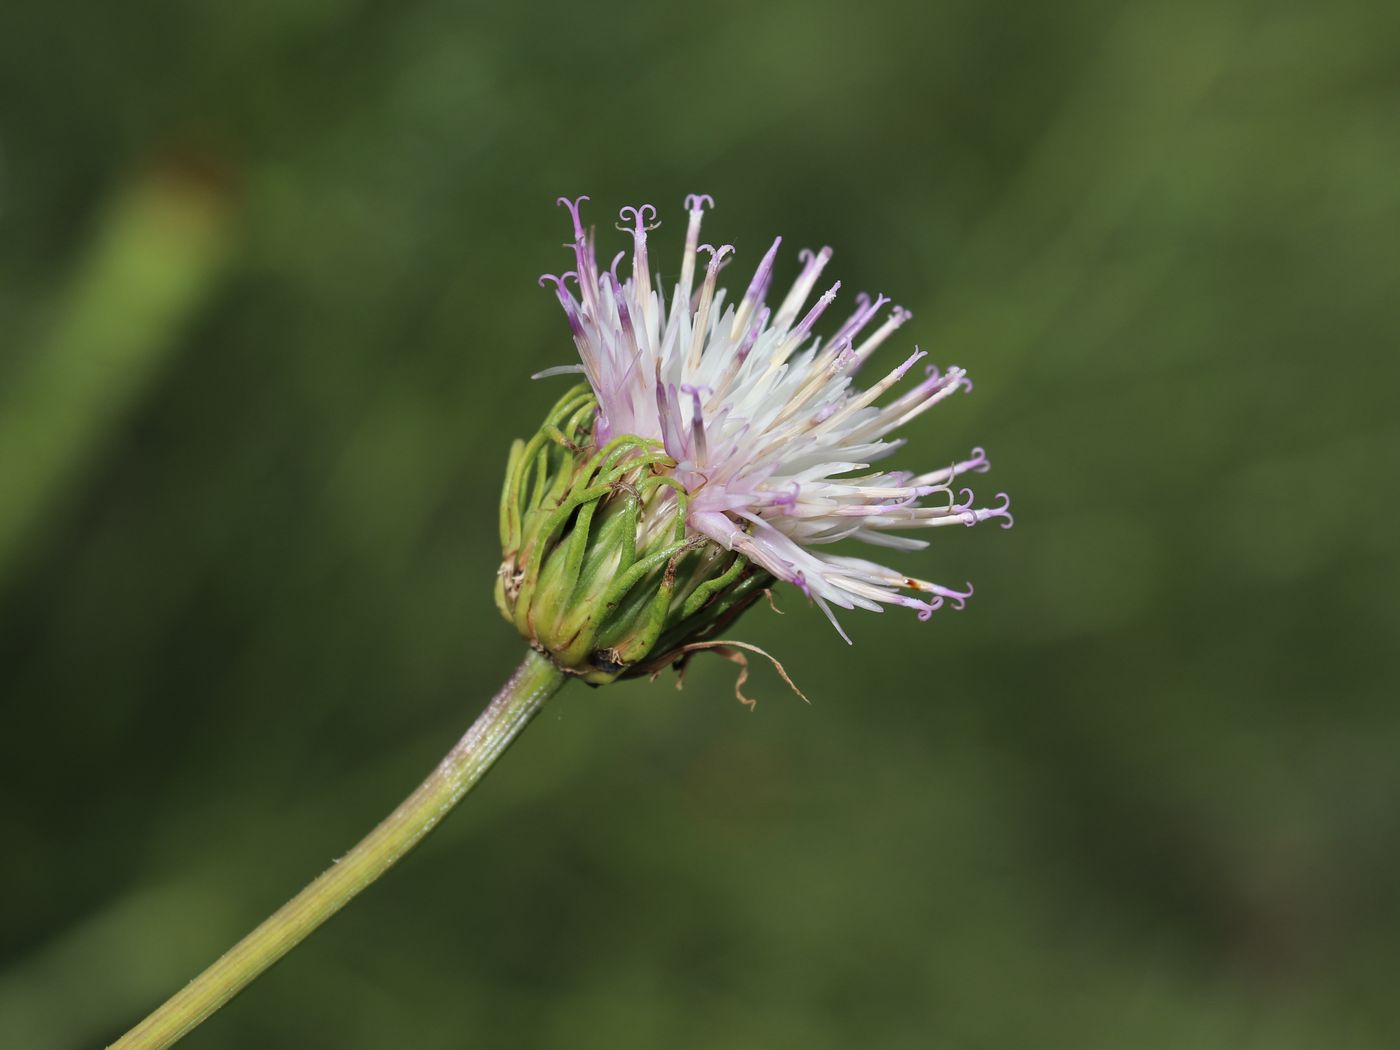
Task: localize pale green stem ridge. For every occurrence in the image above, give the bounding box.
[109,650,567,1050]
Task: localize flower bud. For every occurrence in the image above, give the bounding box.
[496,385,772,685]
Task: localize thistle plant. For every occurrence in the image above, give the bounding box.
[110,195,1011,1049]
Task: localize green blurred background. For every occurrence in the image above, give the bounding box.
[2,1,1397,1047]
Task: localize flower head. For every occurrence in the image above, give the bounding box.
[533,194,1012,644]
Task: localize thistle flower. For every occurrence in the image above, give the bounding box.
[113,195,1016,1048]
[504,194,1012,681]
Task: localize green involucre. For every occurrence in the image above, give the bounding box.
[496,385,772,684]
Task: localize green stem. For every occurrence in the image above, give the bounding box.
[109,650,567,1050]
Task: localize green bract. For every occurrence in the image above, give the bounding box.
[496,385,773,685]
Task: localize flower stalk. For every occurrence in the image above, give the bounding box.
[108,651,566,1050]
